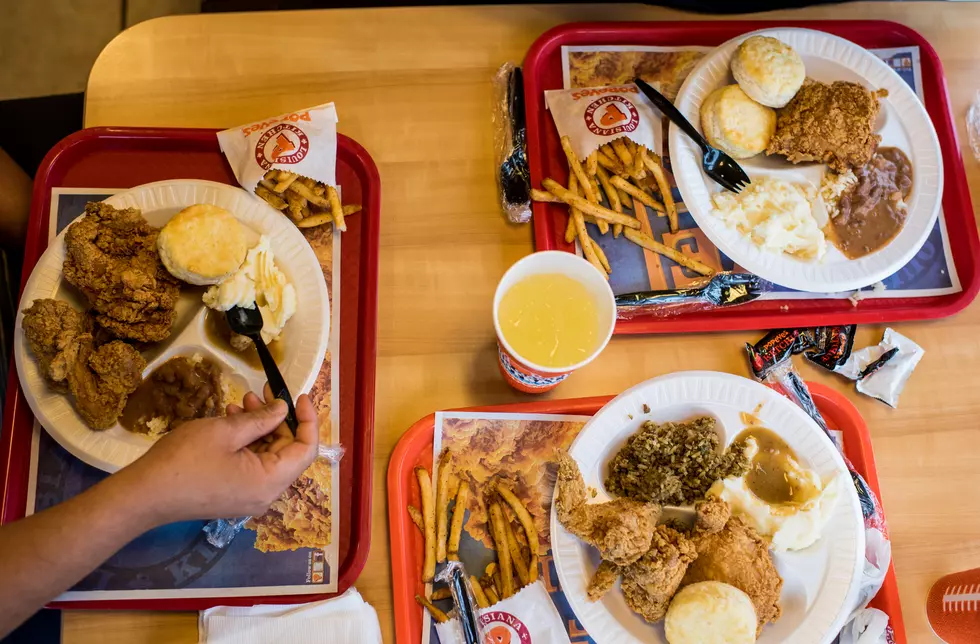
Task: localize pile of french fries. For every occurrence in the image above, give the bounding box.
[531,135,714,279]
[409,450,540,623]
[255,169,362,231]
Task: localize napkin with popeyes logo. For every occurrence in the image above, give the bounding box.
[217,103,339,192]
[434,581,572,644]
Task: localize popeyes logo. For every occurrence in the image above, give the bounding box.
[584,95,639,136]
[481,611,531,644]
[254,123,309,170]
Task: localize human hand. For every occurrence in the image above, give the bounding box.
[120,389,319,526]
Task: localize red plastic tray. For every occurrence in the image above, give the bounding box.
[0,127,379,609]
[524,20,980,334]
[387,385,906,644]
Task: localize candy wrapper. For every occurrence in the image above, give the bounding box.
[218,103,339,193]
[493,63,531,224]
[435,581,571,644]
[617,272,768,320]
[203,443,346,548]
[545,83,662,159]
[745,329,893,640]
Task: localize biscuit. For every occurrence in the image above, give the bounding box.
[157,204,248,285]
[731,35,806,108]
[665,581,757,644]
[700,84,776,159]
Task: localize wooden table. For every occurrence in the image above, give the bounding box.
[73,3,980,642]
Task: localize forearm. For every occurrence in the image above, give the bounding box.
[0,468,159,637]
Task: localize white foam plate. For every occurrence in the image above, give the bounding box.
[551,371,865,644]
[669,28,943,292]
[14,179,329,472]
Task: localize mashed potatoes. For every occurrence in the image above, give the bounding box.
[203,235,297,344]
[710,437,840,551]
[711,176,826,260]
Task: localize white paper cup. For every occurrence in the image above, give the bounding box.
[493,251,615,393]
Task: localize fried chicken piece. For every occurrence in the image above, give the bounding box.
[682,513,783,635]
[766,80,886,173]
[587,560,621,601]
[694,496,732,535]
[21,299,91,390]
[556,451,661,566]
[63,202,180,342]
[67,337,146,430]
[619,525,698,622]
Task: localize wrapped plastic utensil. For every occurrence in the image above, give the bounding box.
[617,272,768,319]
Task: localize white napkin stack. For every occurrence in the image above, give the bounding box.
[199,589,382,644]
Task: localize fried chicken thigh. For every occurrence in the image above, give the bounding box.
[619,525,698,622]
[766,80,886,173]
[22,298,145,429]
[21,299,91,390]
[63,202,180,342]
[556,451,661,566]
[682,498,783,635]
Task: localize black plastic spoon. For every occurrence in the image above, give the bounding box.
[225,305,298,435]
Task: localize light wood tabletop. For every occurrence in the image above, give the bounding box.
[71,3,980,642]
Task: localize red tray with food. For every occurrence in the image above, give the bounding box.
[0,126,379,608]
[524,20,979,334]
[387,384,906,644]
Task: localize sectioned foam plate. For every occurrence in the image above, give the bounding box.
[14,179,329,472]
[550,371,864,644]
[669,28,943,292]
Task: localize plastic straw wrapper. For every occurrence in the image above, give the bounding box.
[203,443,345,548]
[493,63,530,223]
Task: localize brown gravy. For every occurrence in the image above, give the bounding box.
[204,308,284,371]
[121,355,223,435]
[734,427,820,505]
[829,146,913,259]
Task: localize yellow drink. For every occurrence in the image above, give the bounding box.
[497,273,601,368]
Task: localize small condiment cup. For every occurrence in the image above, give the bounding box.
[492,251,615,393]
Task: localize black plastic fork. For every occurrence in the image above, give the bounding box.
[634,78,751,194]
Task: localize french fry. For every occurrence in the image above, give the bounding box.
[471,576,491,608]
[485,562,501,597]
[624,228,715,276]
[287,180,330,208]
[591,238,611,275]
[496,484,539,583]
[618,187,634,208]
[326,185,346,232]
[610,138,633,169]
[586,150,598,176]
[255,185,287,210]
[632,144,648,179]
[531,188,561,203]
[564,174,580,244]
[573,210,604,276]
[416,595,449,623]
[414,466,436,583]
[504,518,530,587]
[435,449,452,563]
[542,179,642,229]
[609,175,665,212]
[274,170,299,193]
[484,585,499,606]
[430,587,452,601]
[643,153,679,233]
[598,144,622,169]
[295,204,363,229]
[596,152,626,175]
[559,136,597,203]
[588,176,609,234]
[595,166,623,238]
[489,501,515,598]
[447,482,469,561]
[408,505,424,533]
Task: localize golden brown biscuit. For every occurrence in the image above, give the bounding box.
[157,204,248,285]
[700,84,776,160]
[665,581,757,644]
[731,36,806,108]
